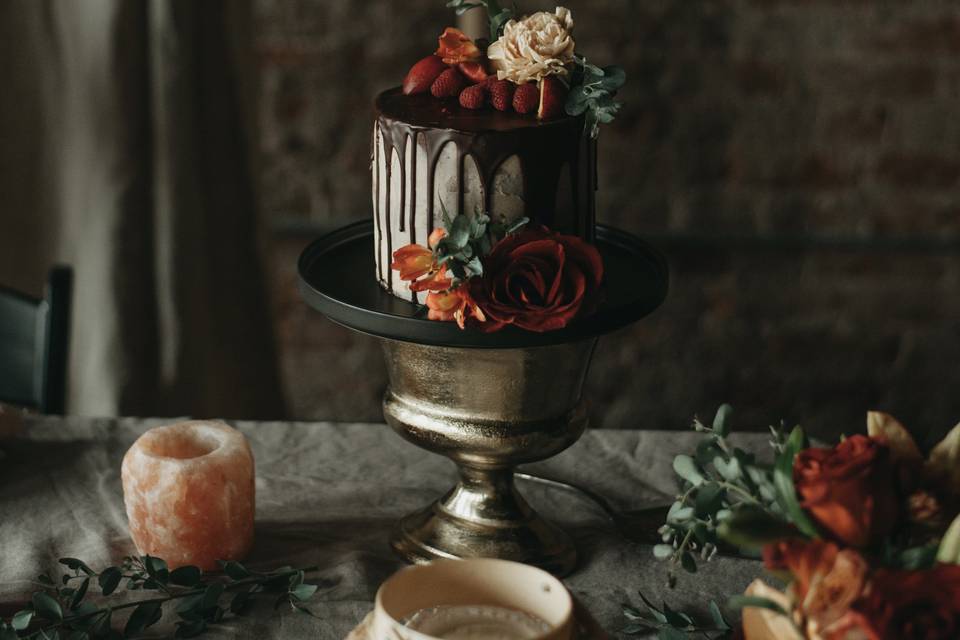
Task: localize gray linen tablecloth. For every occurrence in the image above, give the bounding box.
[0,416,766,638]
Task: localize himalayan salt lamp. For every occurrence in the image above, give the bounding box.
[121,420,255,570]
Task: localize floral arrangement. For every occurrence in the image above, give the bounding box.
[391,209,603,333]
[401,1,625,137]
[632,406,960,640]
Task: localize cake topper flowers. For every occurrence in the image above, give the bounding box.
[401,2,625,136]
[391,207,603,332]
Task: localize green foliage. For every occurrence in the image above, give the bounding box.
[773,427,820,538]
[622,592,732,639]
[445,0,513,40]
[434,201,528,287]
[566,56,626,138]
[654,405,816,578]
[0,556,334,639]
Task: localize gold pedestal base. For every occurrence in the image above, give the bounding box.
[391,466,578,576]
[380,338,597,577]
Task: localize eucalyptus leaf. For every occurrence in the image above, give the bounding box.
[201,583,225,610]
[124,601,162,636]
[694,482,725,517]
[773,426,820,537]
[712,404,733,436]
[709,601,730,630]
[657,627,688,640]
[11,610,34,631]
[672,454,705,486]
[661,602,693,627]
[144,556,169,582]
[98,567,122,596]
[59,558,94,576]
[290,583,318,602]
[170,565,202,587]
[636,592,668,624]
[652,544,674,560]
[70,577,89,610]
[222,561,251,581]
[713,456,741,482]
[717,505,799,549]
[33,592,63,622]
[667,502,694,523]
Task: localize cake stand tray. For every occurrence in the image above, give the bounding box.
[298,220,668,348]
[297,220,668,575]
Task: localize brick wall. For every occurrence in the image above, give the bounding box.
[256,0,960,445]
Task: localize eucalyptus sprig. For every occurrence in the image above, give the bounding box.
[622,592,733,639]
[654,405,816,582]
[446,0,513,41]
[434,202,528,286]
[0,556,334,640]
[566,56,626,138]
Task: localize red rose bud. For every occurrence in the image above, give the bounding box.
[403,55,449,96]
[427,227,447,249]
[793,434,900,548]
[466,226,603,333]
[431,67,467,99]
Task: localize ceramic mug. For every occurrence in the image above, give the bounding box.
[371,558,574,640]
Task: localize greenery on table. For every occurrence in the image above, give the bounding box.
[653,405,823,582]
[0,556,333,640]
[622,592,734,639]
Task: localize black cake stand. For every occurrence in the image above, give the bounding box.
[298,219,668,575]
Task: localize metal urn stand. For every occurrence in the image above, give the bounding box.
[298,221,667,576]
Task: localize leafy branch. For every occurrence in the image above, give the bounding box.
[566,56,626,138]
[622,592,732,639]
[434,201,527,286]
[446,0,514,41]
[0,556,335,640]
[654,405,821,582]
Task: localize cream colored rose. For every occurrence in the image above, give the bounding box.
[487,7,576,85]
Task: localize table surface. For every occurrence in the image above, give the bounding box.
[0,416,766,638]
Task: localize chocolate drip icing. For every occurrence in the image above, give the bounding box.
[372,87,597,298]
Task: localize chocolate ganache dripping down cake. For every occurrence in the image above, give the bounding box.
[372,88,597,303]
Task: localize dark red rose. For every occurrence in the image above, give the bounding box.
[851,564,960,640]
[793,435,899,548]
[467,227,603,332]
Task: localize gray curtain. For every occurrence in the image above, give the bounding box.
[0,0,284,419]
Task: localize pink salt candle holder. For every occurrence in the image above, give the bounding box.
[121,420,255,570]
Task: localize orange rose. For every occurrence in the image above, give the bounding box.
[793,435,899,548]
[435,27,480,65]
[391,244,435,282]
[761,540,873,639]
